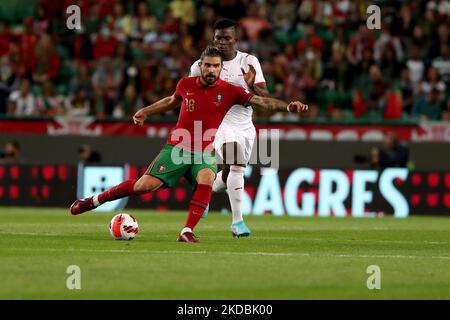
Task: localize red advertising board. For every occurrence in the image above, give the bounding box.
[1,118,449,142]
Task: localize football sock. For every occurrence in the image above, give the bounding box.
[184,183,212,231]
[212,170,227,192]
[97,179,137,205]
[227,166,245,224]
[181,227,192,235]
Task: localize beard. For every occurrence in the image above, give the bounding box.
[201,73,218,85]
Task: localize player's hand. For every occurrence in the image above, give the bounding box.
[287,101,308,113]
[133,109,147,126]
[241,64,256,88]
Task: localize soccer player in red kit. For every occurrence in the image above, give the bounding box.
[69,46,308,243]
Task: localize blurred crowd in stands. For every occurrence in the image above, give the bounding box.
[0,0,449,122]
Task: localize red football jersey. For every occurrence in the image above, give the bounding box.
[168,77,254,151]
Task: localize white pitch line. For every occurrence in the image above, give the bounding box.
[0,231,63,237]
[3,247,450,261]
[0,231,170,238]
[253,236,450,245]
[2,232,449,245]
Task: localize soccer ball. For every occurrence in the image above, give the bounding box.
[109,213,139,240]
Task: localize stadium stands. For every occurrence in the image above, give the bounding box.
[0,0,448,122]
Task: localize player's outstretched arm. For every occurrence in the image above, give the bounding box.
[133,95,180,125]
[248,95,308,113]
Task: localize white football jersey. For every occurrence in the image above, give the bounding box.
[189,51,266,129]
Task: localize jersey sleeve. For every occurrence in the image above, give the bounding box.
[247,55,266,85]
[174,78,184,100]
[189,60,201,77]
[230,83,254,106]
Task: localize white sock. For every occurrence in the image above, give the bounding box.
[92,195,100,207]
[213,170,227,193]
[227,166,245,224]
[181,227,192,235]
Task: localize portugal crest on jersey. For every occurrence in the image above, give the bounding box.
[157,164,166,173]
[215,93,223,106]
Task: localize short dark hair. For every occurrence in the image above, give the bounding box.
[213,18,238,31]
[200,46,224,61]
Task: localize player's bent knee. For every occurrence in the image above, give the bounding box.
[196,168,215,186]
[134,175,162,193]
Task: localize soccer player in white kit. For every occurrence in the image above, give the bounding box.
[189,19,270,237]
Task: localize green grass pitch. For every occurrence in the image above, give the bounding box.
[1,208,450,299]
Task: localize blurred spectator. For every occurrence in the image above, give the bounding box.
[142,21,175,54]
[399,67,415,115]
[7,79,36,116]
[366,65,389,112]
[113,84,142,118]
[412,88,444,121]
[406,46,425,87]
[330,26,347,61]
[109,2,127,41]
[429,23,448,59]
[0,141,21,163]
[432,44,450,84]
[346,25,375,66]
[272,0,297,31]
[327,104,344,121]
[92,58,122,114]
[0,56,13,112]
[379,44,402,79]
[34,3,52,34]
[19,17,38,73]
[297,24,324,57]
[84,3,105,34]
[131,1,157,40]
[161,8,181,35]
[253,30,279,62]
[307,103,321,120]
[170,0,196,25]
[93,25,119,60]
[321,46,349,91]
[374,23,403,64]
[65,88,91,117]
[36,81,65,116]
[377,132,409,168]
[285,61,316,103]
[92,85,106,118]
[0,21,10,57]
[31,34,60,84]
[78,144,102,163]
[354,132,409,169]
[69,63,93,99]
[419,67,446,101]
[393,3,414,37]
[240,2,272,43]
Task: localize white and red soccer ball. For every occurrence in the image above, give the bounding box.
[109,213,139,240]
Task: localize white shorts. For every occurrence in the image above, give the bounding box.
[214,122,256,164]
